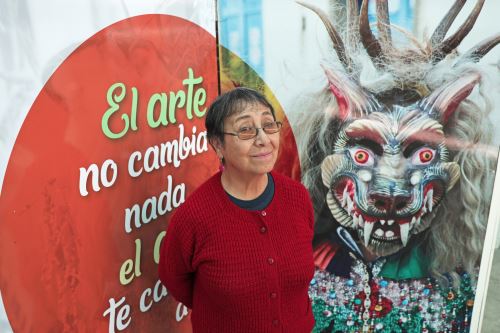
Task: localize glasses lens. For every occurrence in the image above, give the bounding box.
[238,128,258,140]
[236,122,282,140]
[263,121,282,134]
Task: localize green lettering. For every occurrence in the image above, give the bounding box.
[131,87,138,131]
[102,82,129,139]
[153,231,166,264]
[193,87,207,117]
[147,93,168,128]
[119,259,134,285]
[168,90,186,124]
[183,67,203,120]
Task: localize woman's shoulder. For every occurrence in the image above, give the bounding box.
[168,173,221,232]
[175,172,221,214]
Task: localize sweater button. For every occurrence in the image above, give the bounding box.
[270,292,277,299]
[267,257,275,265]
[261,210,267,216]
[260,226,267,233]
[272,319,279,326]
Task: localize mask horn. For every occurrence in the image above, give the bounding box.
[418,72,480,124]
[297,1,352,72]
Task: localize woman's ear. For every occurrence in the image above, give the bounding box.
[209,137,224,158]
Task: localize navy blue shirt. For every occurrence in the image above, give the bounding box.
[226,173,274,210]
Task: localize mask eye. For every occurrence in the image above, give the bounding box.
[349,148,374,166]
[412,147,435,165]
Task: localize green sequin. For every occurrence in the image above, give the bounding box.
[311,273,475,333]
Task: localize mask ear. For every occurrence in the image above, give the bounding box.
[323,66,380,121]
[419,72,480,124]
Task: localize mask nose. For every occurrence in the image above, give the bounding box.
[370,193,411,213]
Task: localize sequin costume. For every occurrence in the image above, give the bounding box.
[309,227,476,333]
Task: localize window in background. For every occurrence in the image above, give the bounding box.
[366,0,415,36]
[218,0,264,77]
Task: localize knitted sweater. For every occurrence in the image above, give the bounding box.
[159,171,315,333]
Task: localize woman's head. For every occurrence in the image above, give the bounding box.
[206,87,276,144]
[205,87,281,176]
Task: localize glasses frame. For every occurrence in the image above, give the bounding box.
[223,121,283,140]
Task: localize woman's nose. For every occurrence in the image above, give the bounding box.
[254,127,271,145]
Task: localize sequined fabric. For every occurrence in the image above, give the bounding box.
[309,260,475,333]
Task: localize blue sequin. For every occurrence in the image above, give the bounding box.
[311,278,317,285]
[347,279,354,286]
[328,292,337,299]
[423,288,430,296]
[379,280,388,288]
[402,299,409,306]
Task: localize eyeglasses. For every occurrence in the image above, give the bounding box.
[223,121,283,140]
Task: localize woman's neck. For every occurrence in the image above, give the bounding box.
[221,170,269,200]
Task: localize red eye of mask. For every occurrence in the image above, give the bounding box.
[419,149,434,163]
[412,147,436,166]
[354,150,369,164]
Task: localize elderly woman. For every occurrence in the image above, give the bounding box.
[159,87,315,333]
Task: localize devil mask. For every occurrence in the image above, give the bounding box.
[319,69,484,257]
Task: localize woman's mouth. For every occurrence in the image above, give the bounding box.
[251,151,273,159]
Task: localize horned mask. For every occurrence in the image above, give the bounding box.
[299,0,500,257]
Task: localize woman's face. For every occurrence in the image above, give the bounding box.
[217,103,280,177]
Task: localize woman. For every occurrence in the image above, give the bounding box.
[159,87,315,333]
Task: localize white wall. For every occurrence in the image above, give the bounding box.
[261,0,331,112]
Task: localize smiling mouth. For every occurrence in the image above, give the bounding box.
[333,178,443,247]
[252,152,273,158]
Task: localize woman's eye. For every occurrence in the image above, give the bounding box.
[349,148,374,166]
[238,127,253,133]
[411,147,436,165]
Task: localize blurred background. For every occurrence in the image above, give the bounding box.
[218,0,499,139]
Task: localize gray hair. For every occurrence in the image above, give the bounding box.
[205,87,275,145]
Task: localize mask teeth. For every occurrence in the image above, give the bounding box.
[387,219,395,226]
[364,220,375,247]
[380,219,386,225]
[347,196,354,215]
[359,215,365,227]
[427,189,434,212]
[400,222,410,246]
[352,214,359,227]
[342,184,349,208]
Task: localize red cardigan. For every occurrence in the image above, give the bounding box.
[159,171,315,333]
